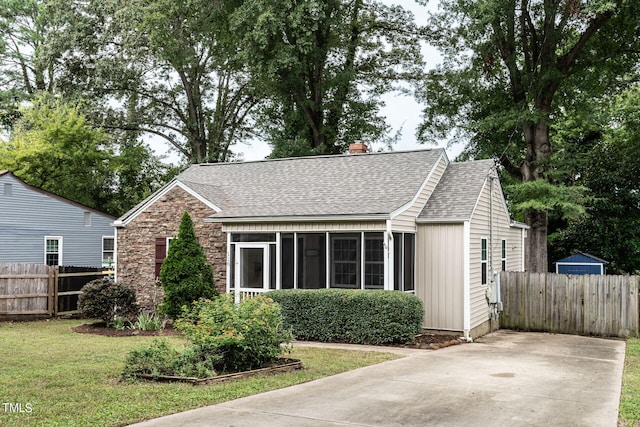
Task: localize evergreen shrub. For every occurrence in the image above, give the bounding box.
[265,289,424,345]
[78,277,139,325]
[159,211,217,318]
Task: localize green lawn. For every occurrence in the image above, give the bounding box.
[620,338,640,426]
[0,319,401,427]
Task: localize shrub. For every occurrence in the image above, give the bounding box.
[159,211,217,318]
[175,295,292,373]
[122,339,218,380]
[265,289,424,345]
[78,278,139,325]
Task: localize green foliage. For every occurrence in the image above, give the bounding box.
[122,338,217,380]
[133,312,166,331]
[0,95,169,216]
[176,295,292,373]
[265,289,424,345]
[552,86,640,274]
[231,0,425,156]
[78,278,139,324]
[159,212,217,319]
[506,180,589,222]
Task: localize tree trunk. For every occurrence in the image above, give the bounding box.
[521,117,551,272]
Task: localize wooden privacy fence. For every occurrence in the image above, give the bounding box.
[0,263,113,317]
[500,271,640,337]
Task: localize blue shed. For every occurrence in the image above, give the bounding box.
[555,253,608,275]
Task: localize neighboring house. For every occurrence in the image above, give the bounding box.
[115,145,527,339]
[555,253,608,275]
[0,171,116,268]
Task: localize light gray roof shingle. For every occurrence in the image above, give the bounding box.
[173,149,446,220]
[418,159,495,221]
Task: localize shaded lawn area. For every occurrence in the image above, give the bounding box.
[0,319,401,427]
[620,338,640,426]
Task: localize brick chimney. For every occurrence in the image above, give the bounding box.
[348,141,368,154]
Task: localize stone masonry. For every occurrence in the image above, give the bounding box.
[117,186,226,311]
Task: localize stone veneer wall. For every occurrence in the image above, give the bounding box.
[116,186,226,311]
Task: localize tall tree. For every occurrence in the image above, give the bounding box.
[56,0,259,163]
[0,96,170,216]
[555,86,640,274]
[419,0,640,271]
[231,0,425,156]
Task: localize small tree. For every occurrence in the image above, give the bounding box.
[159,211,217,318]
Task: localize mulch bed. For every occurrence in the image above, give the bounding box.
[402,333,467,349]
[72,322,465,349]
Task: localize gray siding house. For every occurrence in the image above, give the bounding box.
[116,145,527,338]
[0,171,116,267]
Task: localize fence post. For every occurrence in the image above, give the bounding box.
[53,267,59,316]
[48,266,55,316]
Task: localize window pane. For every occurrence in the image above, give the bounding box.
[403,234,415,291]
[393,233,402,291]
[269,244,276,289]
[103,238,115,251]
[239,247,264,289]
[365,233,384,289]
[481,238,487,261]
[297,234,326,289]
[281,234,294,289]
[331,234,359,288]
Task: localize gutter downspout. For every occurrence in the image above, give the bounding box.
[463,220,471,339]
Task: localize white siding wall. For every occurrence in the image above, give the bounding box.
[468,177,518,330]
[391,155,448,232]
[416,223,465,331]
[222,221,387,233]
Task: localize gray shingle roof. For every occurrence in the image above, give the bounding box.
[173,149,446,220]
[418,159,495,221]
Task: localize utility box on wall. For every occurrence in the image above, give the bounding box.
[555,253,608,275]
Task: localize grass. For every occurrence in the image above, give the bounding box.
[0,319,401,427]
[620,338,640,426]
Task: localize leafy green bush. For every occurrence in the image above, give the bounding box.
[265,289,424,345]
[176,295,292,373]
[159,211,217,319]
[78,278,139,325]
[121,339,218,380]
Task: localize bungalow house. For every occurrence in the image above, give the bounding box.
[0,171,116,267]
[115,145,527,339]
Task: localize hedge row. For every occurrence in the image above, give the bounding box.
[265,289,424,345]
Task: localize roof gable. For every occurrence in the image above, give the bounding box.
[556,253,609,264]
[0,171,115,220]
[418,159,496,222]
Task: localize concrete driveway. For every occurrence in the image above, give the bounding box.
[130,331,625,426]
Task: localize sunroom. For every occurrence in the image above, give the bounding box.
[222,227,416,302]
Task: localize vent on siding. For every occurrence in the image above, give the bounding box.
[3,183,12,196]
[84,211,91,226]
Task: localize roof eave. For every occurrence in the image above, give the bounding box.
[205,213,390,224]
[416,218,468,224]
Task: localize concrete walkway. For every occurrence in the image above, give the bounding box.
[130,331,626,426]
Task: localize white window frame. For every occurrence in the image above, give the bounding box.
[44,236,63,266]
[481,237,488,286]
[166,237,175,256]
[330,235,361,288]
[102,236,115,267]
